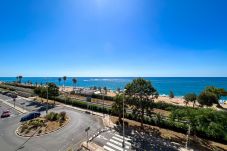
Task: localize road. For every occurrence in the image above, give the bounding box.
[92,125,182,151]
[0,94,104,151]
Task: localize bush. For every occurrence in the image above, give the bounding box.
[60,111,66,121]
[170,108,227,142]
[28,119,45,128]
[46,112,59,121]
[169,91,174,98]
[153,101,190,111]
[198,91,218,106]
[20,124,29,133]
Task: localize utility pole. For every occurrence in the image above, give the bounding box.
[85,127,90,149]
[103,88,104,118]
[13,98,16,108]
[186,122,191,150]
[122,93,125,150]
[46,83,49,114]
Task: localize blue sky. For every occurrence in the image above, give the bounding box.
[0,0,227,77]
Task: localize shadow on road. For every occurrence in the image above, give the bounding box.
[114,125,181,151]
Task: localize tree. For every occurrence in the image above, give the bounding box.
[18,75,23,83]
[58,77,62,86]
[169,91,174,98]
[63,76,67,90]
[204,86,227,107]
[184,93,197,107]
[16,76,19,83]
[116,88,121,93]
[103,86,107,95]
[98,87,102,93]
[125,78,158,128]
[34,83,59,104]
[47,83,59,105]
[72,78,77,90]
[205,86,227,99]
[198,91,218,107]
[112,94,126,122]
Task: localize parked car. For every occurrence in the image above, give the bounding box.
[20,112,41,122]
[1,110,11,118]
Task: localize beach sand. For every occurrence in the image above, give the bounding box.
[59,86,227,109]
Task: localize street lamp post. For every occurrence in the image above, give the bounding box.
[122,93,125,150]
[46,83,49,114]
[13,98,16,108]
[186,122,191,150]
[85,127,90,149]
[103,89,105,118]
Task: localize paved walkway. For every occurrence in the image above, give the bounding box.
[63,104,116,128]
[0,98,28,114]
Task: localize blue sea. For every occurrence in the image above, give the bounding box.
[0,77,227,99]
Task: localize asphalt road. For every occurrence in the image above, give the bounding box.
[0,95,104,151]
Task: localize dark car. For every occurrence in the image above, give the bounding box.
[20,112,41,122]
[1,110,11,118]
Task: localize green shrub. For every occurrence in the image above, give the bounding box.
[60,111,66,121]
[45,112,60,121]
[20,124,29,133]
[28,119,45,128]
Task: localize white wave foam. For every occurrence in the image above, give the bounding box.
[83,78,130,82]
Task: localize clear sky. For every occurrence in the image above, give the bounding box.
[0,0,227,77]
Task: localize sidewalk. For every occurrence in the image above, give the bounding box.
[0,98,28,114]
[81,141,104,151]
[64,104,116,128]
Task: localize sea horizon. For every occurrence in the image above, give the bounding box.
[1,77,227,100]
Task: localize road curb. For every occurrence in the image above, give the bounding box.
[0,98,28,114]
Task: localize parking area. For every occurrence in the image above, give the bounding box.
[0,101,21,120]
[0,94,56,113]
[0,94,104,151]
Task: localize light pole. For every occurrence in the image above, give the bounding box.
[46,83,49,114]
[122,93,125,150]
[85,127,90,149]
[13,98,16,108]
[186,122,191,150]
[102,88,104,118]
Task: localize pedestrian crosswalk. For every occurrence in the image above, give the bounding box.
[103,133,132,151]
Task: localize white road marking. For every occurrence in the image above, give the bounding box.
[114,134,131,141]
[112,136,131,145]
[97,135,108,140]
[104,145,116,151]
[106,142,127,151]
[110,139,129,149]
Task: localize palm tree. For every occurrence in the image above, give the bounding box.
[18,75,23,83]
[58,77,62,86]
[63,76,67,90]
[103,86,107,95]
[98,87,102,93]
[72,78,77,90]
[16,76,19,83]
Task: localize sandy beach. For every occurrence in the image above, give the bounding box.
[59,86,227,108]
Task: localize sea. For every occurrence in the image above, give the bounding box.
[0,77,227,100]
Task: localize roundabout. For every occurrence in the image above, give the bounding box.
[0,103,104,151]
[16,112,70,137]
